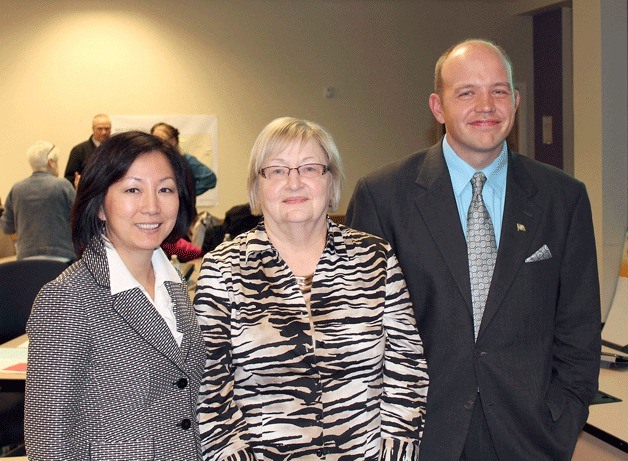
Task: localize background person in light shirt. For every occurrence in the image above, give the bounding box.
[25,131,204,460]
[0,141,75,261]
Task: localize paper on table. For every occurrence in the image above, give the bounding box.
[0,347,28,372]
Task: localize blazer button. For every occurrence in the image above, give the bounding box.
[176,377,188,389]
[180,418,191,430]
[464,399,474,410]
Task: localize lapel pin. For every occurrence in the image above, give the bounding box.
[517,223,526,232]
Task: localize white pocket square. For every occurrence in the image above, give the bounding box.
[525,244,552,263]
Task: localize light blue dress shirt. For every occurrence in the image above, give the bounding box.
[442,135,508,248]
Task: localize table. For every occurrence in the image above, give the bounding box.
[0,334,27,394]
[0,255,17,265]
[582,365,628,453]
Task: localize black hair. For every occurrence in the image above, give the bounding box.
[71,130,195,256]
[150,122,180,144]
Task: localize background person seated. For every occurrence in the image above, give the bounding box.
[161,238,202,263]
[200,203,261,254]
[150,122,217,197]
[0,141,76,261]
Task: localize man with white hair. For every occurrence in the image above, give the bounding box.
[64,113,111,187]
[1,141,76,261]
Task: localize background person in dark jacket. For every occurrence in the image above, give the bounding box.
[63,113,111,187]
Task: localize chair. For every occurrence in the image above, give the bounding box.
[329,214,346,226]
[0,258,69,344]
[0,258,69,452]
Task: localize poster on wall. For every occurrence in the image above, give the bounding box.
[110,114,218,207]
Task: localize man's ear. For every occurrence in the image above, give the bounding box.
[429,93,446,124]
[47,158,59,176]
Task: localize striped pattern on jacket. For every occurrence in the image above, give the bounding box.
[194,219,428,461]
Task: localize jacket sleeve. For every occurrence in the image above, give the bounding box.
[25,280,90,460]
[550,183,601,432]
[346,177,389,242]
[0,188,15,234]
[194,254,256,461]
[186,154,217,196]
[63,144,84,185]
[379,248,428,461]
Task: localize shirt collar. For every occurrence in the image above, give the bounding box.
[443,135,508,198]
[103,237,181,295]
[242,218,349,263]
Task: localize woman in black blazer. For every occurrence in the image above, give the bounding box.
[25,131,205,460]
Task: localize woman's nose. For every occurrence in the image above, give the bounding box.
[141,193,160,214]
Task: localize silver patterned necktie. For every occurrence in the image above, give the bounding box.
[467,172,497,340]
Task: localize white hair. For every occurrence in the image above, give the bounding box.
[26,141,58,171]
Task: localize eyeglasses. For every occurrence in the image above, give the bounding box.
[46,144,56,161]
[259,163,329,180]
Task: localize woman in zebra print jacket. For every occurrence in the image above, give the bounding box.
[195,117,428,461]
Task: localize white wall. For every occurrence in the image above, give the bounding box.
[0,0,532,217]
[572,0,628,320]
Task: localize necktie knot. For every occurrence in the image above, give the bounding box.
[471,172,487,198]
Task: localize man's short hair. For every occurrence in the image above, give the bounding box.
[433,38,515,95]
[26,141,58,171]
[92,113,111,127]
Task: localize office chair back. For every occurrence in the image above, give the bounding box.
[0,259,69,344]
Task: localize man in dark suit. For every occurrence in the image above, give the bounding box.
[346,39,601,461]
[64,113,111,187]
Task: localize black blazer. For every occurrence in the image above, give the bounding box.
[63,137,97,184]
[346,141,601,461]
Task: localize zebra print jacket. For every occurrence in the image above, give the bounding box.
[194,219,428,461]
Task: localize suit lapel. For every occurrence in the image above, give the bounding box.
[166,281,194,362]
[414,144,473,311]
[112,289,185,367]
[478,151,541,339]
[84,237,188,369]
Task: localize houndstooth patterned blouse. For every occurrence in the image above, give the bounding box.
[24,237,205,460]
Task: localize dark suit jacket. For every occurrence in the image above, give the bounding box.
[63,136,97,184]
[346,141,601,461]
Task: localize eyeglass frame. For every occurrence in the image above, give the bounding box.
[258,163,330,180]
